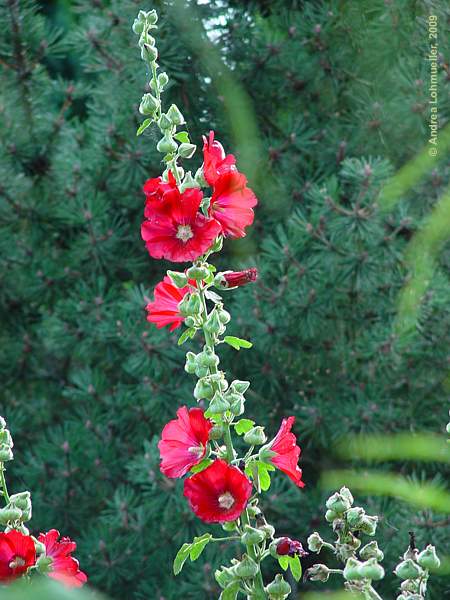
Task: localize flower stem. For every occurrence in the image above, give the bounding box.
[0,463,10,505]
[241,509,267,598]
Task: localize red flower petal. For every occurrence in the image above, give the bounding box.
[38,530,87,588]
[270,417,305,488]
[0,530,36,582]
[159,407,213,478]
[210,171,257,239]
[183,459,252,523]
[146,276,191,331]
[202,131,236,185]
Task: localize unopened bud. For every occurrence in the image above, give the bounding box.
[325,509,338,522]
[343,557,364,581]
[394,559,423,580]
[326,491,352,514]
[358,558,385,580]
[0,445,13,462]
[244,426,266,446]
[157,113,172,131]
[417,544,440,570]
[217,309,231,325]
[178,143,197,159]
[167,270,188,288]
[157,133,178,155]
[346,506,365,528]
[229,394,245,416]
[265,574,291,599]
[158,72,169,88]
[241,525,266,546]
[360,541,384,562]
[0,507,22,524]
[306,563,330,582]
[234,554,259,578]
[204,310,223,335]
[167,104,184,125]
[193,378,214,401]
[360,515,378,536]
[186,265,209,281]
[307,532,325,553]
[209,424,224,440]
[221,521,237,532]
[230,380,250,395]
[179,171,200,193]
[146,9,158,25]
[208,393,229,414]
[141,43,158,63]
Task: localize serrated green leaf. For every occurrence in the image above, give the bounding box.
[258,463,271,491]
[220,581,240,600]
[190,458,213,474]
[223,336,253,351]
[288,555,302,582]
[278,555,289,570]
[234,419,255,435]
[174,131,190,143]
[173,543,192,575]
[178,328,196,346]
[189,533,212,560]
[136,118,153,136]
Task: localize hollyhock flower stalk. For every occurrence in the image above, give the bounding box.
[134,10,306,599]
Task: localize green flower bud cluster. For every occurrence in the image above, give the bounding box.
[393,544,440,600]
[0,417,13,462]
[215,554,259,589]
[0,491,32,526]
[265,574,291,599]
[343,556,385,582]
[185,347,220,378]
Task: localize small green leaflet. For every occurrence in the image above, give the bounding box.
[234,418,255,435]
[224,336,253,351]
[136,118,153,136]
[178,328,196,346]
[173,533,212,575]
[174,131,190,143]
[278,555,302,582]
[190,458,212,474]
[219,581,240,600]
[245,461,274,491]
[205,289,223,303]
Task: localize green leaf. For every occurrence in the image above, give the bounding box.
[190,458,213,474]
[258,462,272,491]
[174,131,190,143]
[234,419,255,435]
[173,543,192,575]
[223,336,253,351]
[178,328,196,346]
[136,118,153,136]
[278,556,289,571]
[288,555,302,581]
[189,533,212,560]
[220,581,240,600]
[205,289,222,303]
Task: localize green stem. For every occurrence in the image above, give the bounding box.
[0,463,10,505]
[241,509,266,598]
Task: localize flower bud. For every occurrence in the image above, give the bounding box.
[158,72,169,88]
[209,235,223,253]
[157,113,172,131]
[132,18,145,35]
[167,104,185,125]
[358,558,385,580]
[178,143,197,159]
[179,171,200,193]
[0,430,13,447]
[394,559,423,580]
[417,545,440,570]
[401,579,419,593]
[194,365,209,378]
[221,521,237,532]
[229,395,245,416]
[246,504,261,519]
[36,555,53,574]
[338,542,359,561]
[265,574,291,599]
[157,133,178,155]
[208,393,229,414]
[184,316,197,328]
[307,532,325,553]
[343,557,364,581]
[141,43,158,63]
[273,537,308,558]
[204,310,222,335]
[244,426,267,446]
[306,564,330,582]
[0,506,22,524]
[167,270,188,288]
[197,348,219,369]
[326,491,352,514]
[186,265,209,281]
[145,9,158,25]
[0,445,13,461]
[218,309,231,324]
[346,506,365,528]
[258,523,275,539]
[230,380,250,394]
[325,509,338,522]
[339,486,354,506]
[215,565,237,589]
[241,525,266,546]
[359,541,384,562]
[359,515,378,536]
[234,554,259,579]
[209,424,224,440]
[184,352,197,374]
[9,492,32,521]
[194,378,214,401]
[215,269,258,289]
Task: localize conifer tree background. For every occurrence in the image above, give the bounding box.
[0,1,449,598]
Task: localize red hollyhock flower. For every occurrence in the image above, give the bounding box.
[146,275,192,331]
[38,530,87,588]
[276,537,308,557]
[141,187,222,262]
[183,459,252,523]
[0,530,36,582]
[143,171,178,217]
[268,416,305,488]
[202,130,236,185]
[210,170,257,239]
[220,268,258,289]
[158,406,213,478]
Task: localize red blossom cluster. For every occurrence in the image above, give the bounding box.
[0,529,86,587]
